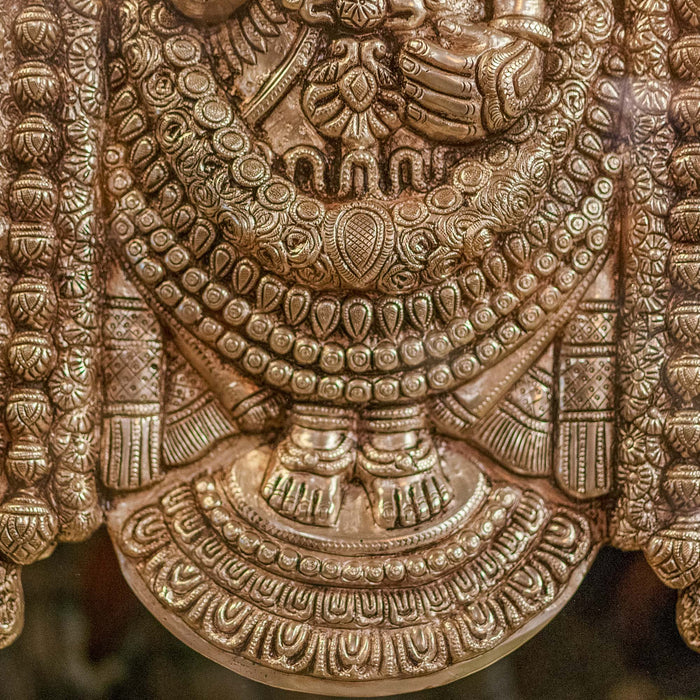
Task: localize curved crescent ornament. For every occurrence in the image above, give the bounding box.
[0,0,698,693]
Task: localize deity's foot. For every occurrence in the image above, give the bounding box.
[261,405,356,527]
[360,466,454,529]
[357,405,453,529]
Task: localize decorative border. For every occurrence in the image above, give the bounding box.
[50,0,106,540]
[109,445,595,693]
[613,0,675,547]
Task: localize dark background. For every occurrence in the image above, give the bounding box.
[0,530,698,700]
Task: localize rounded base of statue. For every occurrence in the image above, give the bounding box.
[106,436,600,696]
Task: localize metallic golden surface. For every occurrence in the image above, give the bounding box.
[0,0,697,692]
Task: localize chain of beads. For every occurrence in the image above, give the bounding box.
[643,0,700,602]
[0,0,64,565]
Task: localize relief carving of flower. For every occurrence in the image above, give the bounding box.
[619,426,648,465]
[281,225,322,268]
[54,469,98,509]
[64,144,99,186]
[626,495,658,532]
[636,233,669,276]
[644,435,668,469]
[61,182,92,219]
[122,35,162,80]
[397,226,436,271]
[48,360,92,411]
[625,164,654,205]
[250,202,284,240]
[57,406,96,435]
[335,0,387,29]
[67,294,99,330]
[437,212,483,252]
[79,83,106,118]
[424,246,461,283]
[619,463,658,500]
[257,242,291,277]
[634,405,666,436]
[219,206,256,252]
[67,0,102,20]
[302,38,404,151]
[619,392,650,422]
[213,170,246,204]
[482,178,533,227]
[53,427,98,472]
[582,3,614,42]
[60,261,96,299]
[60,319,98,347]
[188,180,218,214]
[619,337,662,399]
[143,68,180,111]
[297,255,340,288]
[380,263,419,293]
[633,270,668,312]
[67,34,99,85]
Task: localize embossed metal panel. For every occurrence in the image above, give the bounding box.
[0,0,698,693]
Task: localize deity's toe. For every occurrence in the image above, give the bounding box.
[260,406,357,527]
[361,469,454,529]
[357,417,454,529]
[270,469,344,527]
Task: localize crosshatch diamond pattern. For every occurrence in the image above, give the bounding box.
[343,211,377,273]
[561,357,615,412]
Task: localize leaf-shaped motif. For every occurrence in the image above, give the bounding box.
[342,297,373,341]
[284,287,311,325]
[212,0,288,76]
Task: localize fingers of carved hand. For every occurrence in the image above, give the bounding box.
[404,80,479,121]
[405,102,482,142]
[401,39,477,79]
[400,30,544,142]
[434,18,502,50]
[399,55,477,99]
[400,40,484,142]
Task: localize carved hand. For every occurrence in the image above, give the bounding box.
[399,18,547,143]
